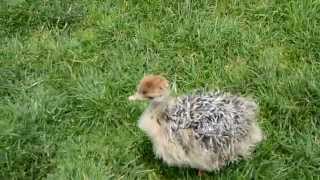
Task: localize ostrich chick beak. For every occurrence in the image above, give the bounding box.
[128,93,145,101]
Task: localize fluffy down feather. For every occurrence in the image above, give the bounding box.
[165,91,259,157]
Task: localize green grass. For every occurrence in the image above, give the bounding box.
[1,0,320,179]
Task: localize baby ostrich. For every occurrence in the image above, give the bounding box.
[129,75,263,175]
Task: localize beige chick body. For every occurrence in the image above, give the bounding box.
[130,75,263,171]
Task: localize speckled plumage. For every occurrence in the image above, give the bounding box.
[165,91,259,158]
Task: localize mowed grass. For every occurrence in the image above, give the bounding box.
[1,0,320,179]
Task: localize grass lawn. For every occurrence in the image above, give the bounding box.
[1,0,320,179]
